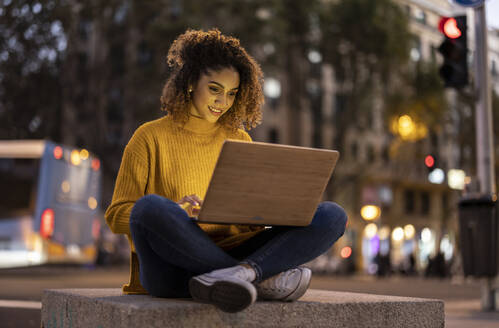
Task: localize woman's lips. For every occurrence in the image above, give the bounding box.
[208,106,224,116]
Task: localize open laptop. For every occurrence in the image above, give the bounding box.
[196,140,339,226]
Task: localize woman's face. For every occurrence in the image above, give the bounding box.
[189,67,240,123]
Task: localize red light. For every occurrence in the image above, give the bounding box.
[340,246,352,259]
[439,17,461,39]
[91,159,100,171]
[53,146,63,159]
[40,208,54,239]
[425,155,435,168]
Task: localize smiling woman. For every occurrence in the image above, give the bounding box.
[160,29,264,132]
[105,28,347,314]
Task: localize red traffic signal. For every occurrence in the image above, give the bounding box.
[439,17,462,39]
[437,16,468,88]
[425,155,435,168]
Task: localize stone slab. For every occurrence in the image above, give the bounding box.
[41,288,444,328]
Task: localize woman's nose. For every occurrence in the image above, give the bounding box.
[216,94,229,107]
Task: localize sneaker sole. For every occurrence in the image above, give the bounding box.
[282,267,312,302]
[189,276,256,313]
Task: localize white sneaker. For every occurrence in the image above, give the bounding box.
[255,267,312,301]
[189,265,257,313]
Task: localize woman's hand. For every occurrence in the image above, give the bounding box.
[177,194,203,217]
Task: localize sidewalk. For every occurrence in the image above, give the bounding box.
[309,274,499,328]
[445,299,499,328]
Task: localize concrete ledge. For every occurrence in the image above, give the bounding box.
[41,288,444,328]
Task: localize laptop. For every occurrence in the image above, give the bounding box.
[196,140,339,226]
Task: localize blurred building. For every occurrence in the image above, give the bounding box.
[252,0,499,274]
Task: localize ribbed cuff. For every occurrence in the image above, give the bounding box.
[240,259,262,282]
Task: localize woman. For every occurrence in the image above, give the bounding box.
[105,29,347,313]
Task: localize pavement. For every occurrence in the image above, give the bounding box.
[1,265,498,327]
[310,274,499,328]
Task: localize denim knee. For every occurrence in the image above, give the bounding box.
[313,201,348,239]
[130,194,162,225]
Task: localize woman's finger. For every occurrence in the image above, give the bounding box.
[190,194,203,205]
[185,196,199,206]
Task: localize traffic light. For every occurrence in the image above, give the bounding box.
[438,16,468,88]
[425,154,436,172]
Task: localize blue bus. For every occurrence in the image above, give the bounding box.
[0,140,102,268]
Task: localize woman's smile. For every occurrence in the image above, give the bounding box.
[208,106,224,116]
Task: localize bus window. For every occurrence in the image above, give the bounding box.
[0,158,40,218]
[55,165,98,207]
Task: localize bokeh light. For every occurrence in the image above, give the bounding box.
[340,246,352,259]
[364,223,378,239]
[70,150,81,165]
[392,227,404,242]
[404,224,415,239]
[79,149,89,160]
[421,227,432,243]
[88,197,97,210]
[61,180,70,193]
[361,205,381,221]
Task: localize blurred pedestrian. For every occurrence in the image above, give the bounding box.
[105,29,347,313]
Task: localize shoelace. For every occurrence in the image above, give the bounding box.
[208,266,253,282]
[259,269,299,293]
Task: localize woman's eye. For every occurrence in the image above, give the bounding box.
[209,86,219,93]
[229,92,237,97]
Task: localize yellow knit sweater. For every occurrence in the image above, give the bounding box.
[105,114,264,294]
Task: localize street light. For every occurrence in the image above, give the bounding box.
[448,169,466,190]
[390,114,428,141]
[360,205,381,221]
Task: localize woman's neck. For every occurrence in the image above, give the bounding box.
[181,114,220,135]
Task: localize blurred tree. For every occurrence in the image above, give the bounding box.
[319,0,412,151]
[0,0,65,140]
[386,61,448,139]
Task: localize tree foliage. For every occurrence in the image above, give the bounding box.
[0,0,65,140]
[319,0,413,149]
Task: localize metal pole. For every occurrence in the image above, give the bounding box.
[473,3,497,311]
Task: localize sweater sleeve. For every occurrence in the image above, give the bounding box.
[104,129,149,237]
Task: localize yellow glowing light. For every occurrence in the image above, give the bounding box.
[404,224,415,239]
[79,149,89,160]
[364,223,378,239]
[88,197,98,210]
[392,227,404,242]
[398,115,415,138]
[392,114,428,141]
[379,226,391,240]
[360,205,381,221]
[61,180,70,193]
[70,150,81,165]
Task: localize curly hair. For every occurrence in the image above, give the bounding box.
[160,28,264,132]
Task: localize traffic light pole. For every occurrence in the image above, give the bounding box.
[473,4,497,311]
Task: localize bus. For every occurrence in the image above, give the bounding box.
[0,139,102,268]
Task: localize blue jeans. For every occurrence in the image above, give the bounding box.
[129,194,347,298]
